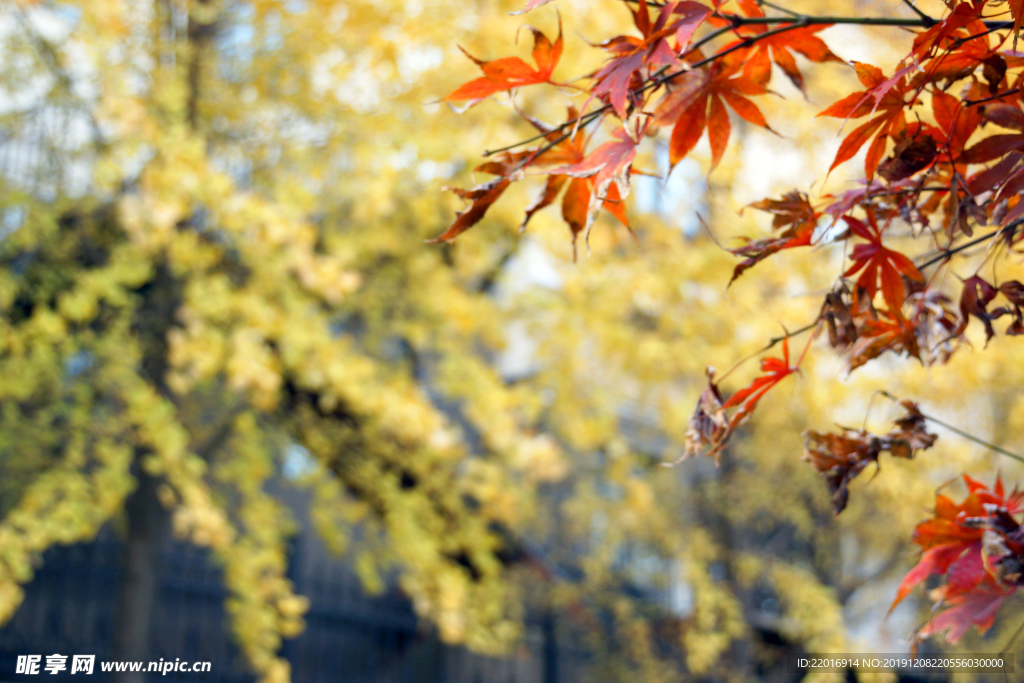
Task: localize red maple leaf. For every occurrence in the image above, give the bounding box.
[519,110,631,257]
[655,49,772,170]
[930,89,981,170]
[591,0,711,119]
[721,335,797,430]
[818,61,917,179]
[916,579,1016,644]
[842,212,923,315]
[713,0,842,92]
[963,100,1024,164]
[443,20,562,104]
[547,122,644,247]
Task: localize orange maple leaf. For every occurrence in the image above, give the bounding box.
[714,0,842,93]
[443,20,562,105]
[519,110,631,257]
[547,122,643,248]
[818,61,917,179]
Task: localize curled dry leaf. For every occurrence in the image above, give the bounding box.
[877,134,938,182]
[803,400,936,514]
[429,176,515,244]
[729,190,818,284]
[677,337,796,464]
[680,367,731,464]
[955,275,1000,344]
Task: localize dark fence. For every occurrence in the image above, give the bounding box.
[0,493,585,683]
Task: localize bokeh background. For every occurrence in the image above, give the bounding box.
[0,0,1022,681]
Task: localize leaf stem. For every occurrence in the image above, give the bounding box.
[717,321,816,382]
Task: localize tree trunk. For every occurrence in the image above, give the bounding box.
[541,610,559,683]
[110,464,170,683]
[111,256,180,680]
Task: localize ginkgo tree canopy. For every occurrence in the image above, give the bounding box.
[3,0,1024,681]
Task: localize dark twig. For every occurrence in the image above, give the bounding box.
[483,12,1013,160]
[915,218,1023,270]
[713,15,1010,28]
[964,89,1020,107]
[901,0,936,28]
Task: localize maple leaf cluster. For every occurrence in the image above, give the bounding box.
[892,476,1024,645]
[682,340,797,464]
[439,0,1024,647]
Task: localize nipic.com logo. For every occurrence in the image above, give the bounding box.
[16,656,94,675]
[15,655,211,675]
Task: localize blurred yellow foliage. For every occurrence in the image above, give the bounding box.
[0,0,1022,681]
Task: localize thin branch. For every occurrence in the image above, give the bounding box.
[482,109,602,158]
[880,391,1024,464]
[951,23,1010,48]
[964,88,1020,107]
[921,413,1024,464]
[915,220,1022,270]
[621,0,1007,26]
[482,11,1012,159]
[873,185,952,195]
[715,14,1011,28]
